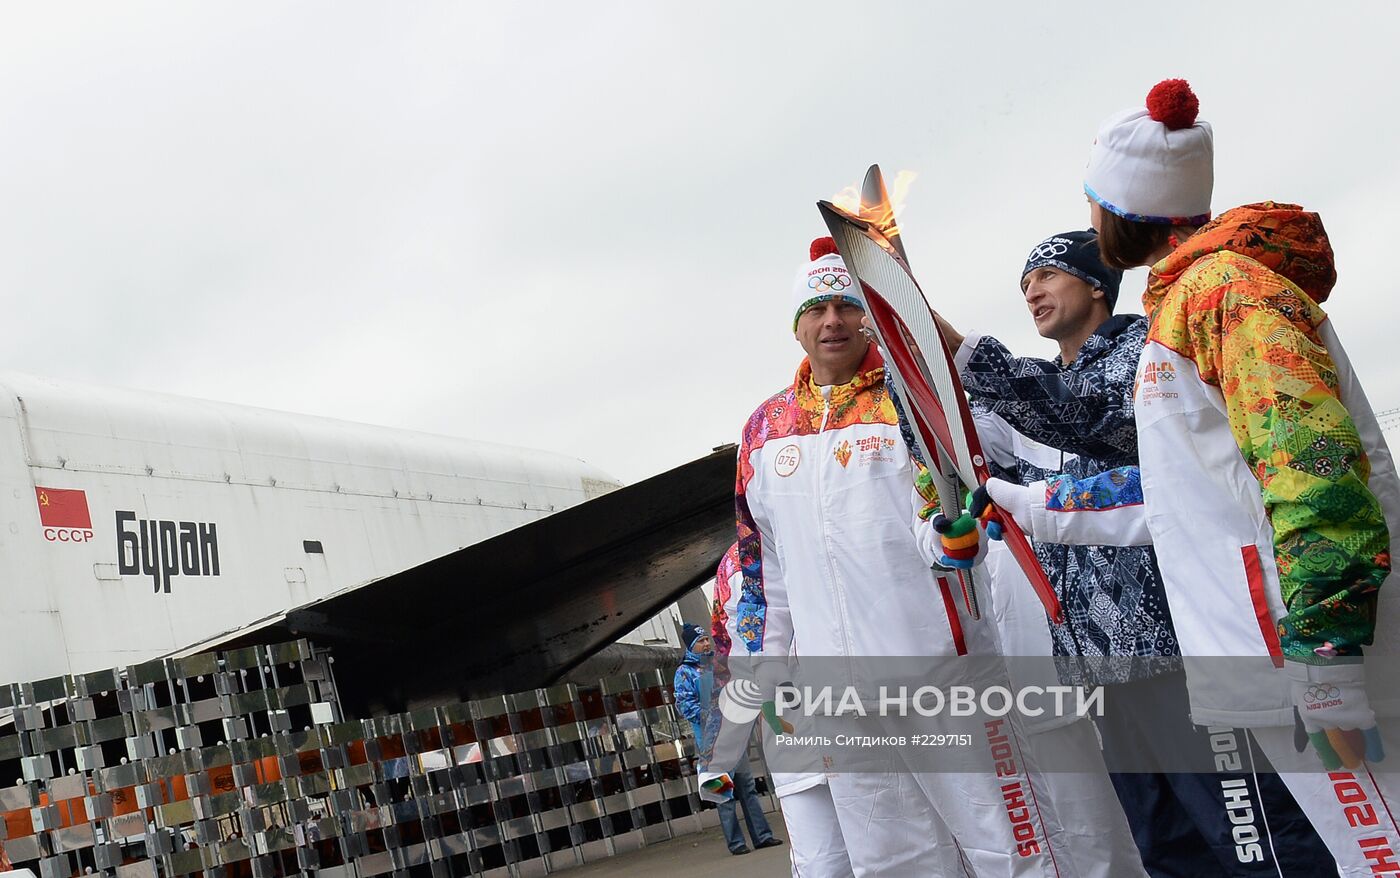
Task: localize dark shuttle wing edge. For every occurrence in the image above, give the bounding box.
[172,445,737,716]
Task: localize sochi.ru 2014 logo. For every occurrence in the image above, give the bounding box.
[1140,361,1176,384]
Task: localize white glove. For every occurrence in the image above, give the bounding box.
[985,477,1033,536]
[1287,659,1385,769]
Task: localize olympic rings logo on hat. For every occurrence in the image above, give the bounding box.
[808,273,852,293]
[1304,684,1341,704]
[1029,240,1069,261]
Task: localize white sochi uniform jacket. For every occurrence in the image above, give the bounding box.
[1012,206,1399,727]
[730,346,990,678]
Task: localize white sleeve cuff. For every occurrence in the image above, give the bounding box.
[1284,658,1366,683]
[1025,479,1049,543]
[953,331,983,374]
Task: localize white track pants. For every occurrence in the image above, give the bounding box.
[1022,719,1147,878]
[780,782,853,878]
[823,771,972,877]
[1252,723,1400,877]
[984,541,1145,875]
[868,712,1074,877]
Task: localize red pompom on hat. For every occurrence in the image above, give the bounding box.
[1146,79,1199,131]
[810,236,839,260]
[1083,80,1214,224]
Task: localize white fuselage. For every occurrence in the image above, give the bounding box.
[0,372,623,685]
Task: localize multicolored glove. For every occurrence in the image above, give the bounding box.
[699,771,734,803]
[930,510,986,568]
[1287,656,1385,770]
[931,488,1004,569]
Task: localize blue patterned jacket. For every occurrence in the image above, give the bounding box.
[673,646,719,745]
[959,315,1180,682]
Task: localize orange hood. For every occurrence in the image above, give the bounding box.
[1145,202,1337,316]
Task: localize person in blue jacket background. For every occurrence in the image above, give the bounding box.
[674,622,781,856]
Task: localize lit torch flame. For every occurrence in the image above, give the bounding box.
[831,169,918,235]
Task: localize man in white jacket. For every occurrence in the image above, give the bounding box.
[702,237,1078,877]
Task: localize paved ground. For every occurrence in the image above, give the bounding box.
[565,810,793,878]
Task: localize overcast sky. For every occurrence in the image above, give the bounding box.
[2,3,1396,484]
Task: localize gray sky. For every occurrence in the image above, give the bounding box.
[2,3,1396,484]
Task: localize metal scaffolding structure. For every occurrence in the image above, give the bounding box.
[0,641,765,878]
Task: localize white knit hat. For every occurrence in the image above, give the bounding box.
[1084,79,1214,225]
[791,237,862,331]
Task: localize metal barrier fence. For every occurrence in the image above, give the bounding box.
[0,641,772,878]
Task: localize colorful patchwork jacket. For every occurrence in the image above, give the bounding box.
[700,344,1001,788]
[731,344,987,666]
[709,542,740,679]
[957,317,1180,684]
[1023,204,1399,726]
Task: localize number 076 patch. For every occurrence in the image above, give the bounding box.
[773,444,801,477]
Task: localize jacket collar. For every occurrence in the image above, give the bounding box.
[793,343,883,410]
[1059,314,1142,370]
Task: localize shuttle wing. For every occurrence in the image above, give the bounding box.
[172,445,737,714]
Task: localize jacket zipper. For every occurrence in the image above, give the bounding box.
[817,387,855,673]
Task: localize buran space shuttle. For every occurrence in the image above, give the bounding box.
[0,371,730,708]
